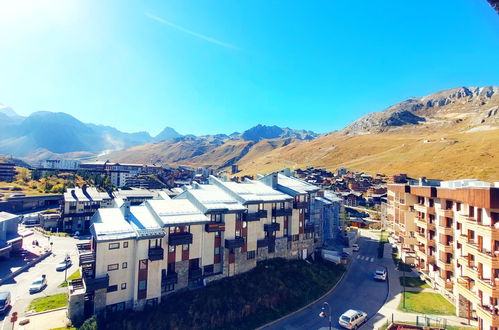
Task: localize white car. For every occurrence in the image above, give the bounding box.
[351,244,359,252]
[339,309,368,329]
[29,275,47,293]
[373,269,387,281]
[56,258,72,271]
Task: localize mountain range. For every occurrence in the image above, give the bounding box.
[1,86,498,181]
[0,105,318,163]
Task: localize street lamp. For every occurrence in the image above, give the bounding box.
[319,301,332,330]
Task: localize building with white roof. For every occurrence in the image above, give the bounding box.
[68,173,333,322]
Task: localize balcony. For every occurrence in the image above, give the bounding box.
[304,223,315,233]
[293,201,308,209]
[456,277,479,305]
[438,226,453,235]
[476,277,499,298]
[437,242,454,253]
[415,217,426,228]
[437,258,453,271]
[84,274,109,292]
[168,232,193,246]
[205,222,225,232]
[476,304,499,327]
[244,210,268,221]
[163,272,178,284]
[225,236,245,249]
[188,268,203,280]
[437,209,454,218]
[257,238,269,248]
[264,222,280,232]
[272,208,292,217]
[148,247,164,261]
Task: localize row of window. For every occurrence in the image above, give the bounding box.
[108,262,128,271]
[107,282,127,292]
[109,242,129,250]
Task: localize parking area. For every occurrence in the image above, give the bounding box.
[0,228,80,330]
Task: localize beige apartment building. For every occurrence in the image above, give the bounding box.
[388,179,499,330]
[68,173,321,323]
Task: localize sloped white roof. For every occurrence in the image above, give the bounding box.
[146,199,209,225]
[277,174,319,194]
[221,180,292,203]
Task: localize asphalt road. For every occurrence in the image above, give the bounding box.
[0,229,80,330]
[263,233,389,330]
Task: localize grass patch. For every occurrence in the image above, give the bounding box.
[400,276,430,288]
[35,227,69,237]
[50,327,76,330]
[59,269,81,287]
[27,293,68,312]
[398,292,455,315]
[85,258,345,330]
[379,321,475,330]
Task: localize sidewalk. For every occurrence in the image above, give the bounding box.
[365,240,477,329]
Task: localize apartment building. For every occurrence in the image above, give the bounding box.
[68,173,327,323]
[0,162,17,182]
[62,186,113,233]
[388,179,499,330]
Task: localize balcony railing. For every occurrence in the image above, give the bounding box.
[264,222,280,232]
[148,247,164,261]
[257,238,269,248]
[205,222,225,232]
[225,236,245,249]
[243,210,268,222]
[304,223,315,233]
[84,274,109,292]
[293,201,308,209]
[163,272,178,284]
[188,268,203,279]
[168,232,193,246]
[272,208,292,217]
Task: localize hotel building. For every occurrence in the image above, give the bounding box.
[388,179,499,330]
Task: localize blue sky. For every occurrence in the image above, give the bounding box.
[0,0,498,136]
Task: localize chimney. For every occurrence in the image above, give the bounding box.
[271,173,278,189]
[121,200,131,221]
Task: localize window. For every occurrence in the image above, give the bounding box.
[139,259,148,270]
[107,285,118,292]
[168,245,175,253]
[166,283,175,292]
[182,244,189,251]
[121,283,127,290]
[247,251,256,260]
[284,228,288,236]
[215,231,221,237]
[138,280,147,291]
[235,229,241,237]
[214,247,220,255]
[243,221,247,228]
[108,263,119,271]
[211,213,223,222]
[109,243,120,250]
[122,262,127,269]
[123,242,128,248]
[299,221,303,227]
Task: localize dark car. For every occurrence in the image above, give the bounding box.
[0,291,11,314]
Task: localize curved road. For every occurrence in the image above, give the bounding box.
[263,232,388,330]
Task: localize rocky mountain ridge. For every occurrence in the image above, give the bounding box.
[343,86,499,134]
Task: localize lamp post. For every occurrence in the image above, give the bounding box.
[319,301,332,330]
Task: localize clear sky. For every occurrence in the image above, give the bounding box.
[0,0,498,136]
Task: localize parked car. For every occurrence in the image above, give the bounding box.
[56,258,72,271]
[29,275,47,293]
[339,309,367,329]
[373,269,387,281]
[351,244,359,252]
[0,291,11,314]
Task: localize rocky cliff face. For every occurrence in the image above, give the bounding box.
[343,86,499,134]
